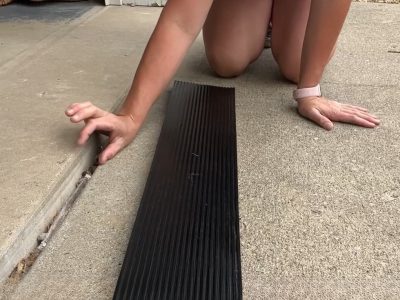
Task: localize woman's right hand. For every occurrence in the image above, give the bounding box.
[65,102,140,165]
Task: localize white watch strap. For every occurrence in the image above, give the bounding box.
[293,84,322,101]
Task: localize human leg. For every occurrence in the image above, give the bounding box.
[270,0,312,83]
[203,0,273,78]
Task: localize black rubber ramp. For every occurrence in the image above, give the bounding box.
[114,81,242,300]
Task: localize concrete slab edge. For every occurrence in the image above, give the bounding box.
[0,137,100,283]
[0,88,129,284]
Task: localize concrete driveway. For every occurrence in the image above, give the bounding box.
[1,3,399,299]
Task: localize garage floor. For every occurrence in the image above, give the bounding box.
[1,4,400,300]
[0,0,97,22]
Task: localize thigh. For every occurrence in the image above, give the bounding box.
[203,0,273,77]
[271,0,311,82]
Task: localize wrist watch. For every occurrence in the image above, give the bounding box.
[293,84,322,102]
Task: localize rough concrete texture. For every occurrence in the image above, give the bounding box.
[2,3,400,300]
[0,1,94,22]
[355,0,399,3]
[0,1,97,67]
[0,4,151,283]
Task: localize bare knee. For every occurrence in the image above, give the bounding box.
[206,49,250,78]
[272,48,300,83]
[277,62,299,84]
[271,40,301,83]
[272,43,337,84]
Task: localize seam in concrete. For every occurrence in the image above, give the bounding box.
[0,87,129,283]
[0,6,112,284]
[7,169,95,283]
[0,6,107,74]
[0,137,100,283]
[36,169,94,253]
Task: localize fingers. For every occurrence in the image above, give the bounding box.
[70,105,97,123]
[342,104,369,112]
[335,102,380,128]
[337,113,377,128]
[78,119,114,145]
[98,139,124,165]
[65,102,91,116]
[305,108,334,131]
[65,102,107,122]
[341,108,380,125]
[298,97,380,130]
[65,104,139,165]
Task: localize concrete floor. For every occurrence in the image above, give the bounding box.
[0,1,98,68]
[0,1,94,22]
[0,2,128,284]
[1,3,400,300]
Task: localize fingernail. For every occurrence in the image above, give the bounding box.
[66,109,73,115]
[71,115,78,121]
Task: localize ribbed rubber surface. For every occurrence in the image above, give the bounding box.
[114,81,242,300]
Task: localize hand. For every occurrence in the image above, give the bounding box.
[65,102,140,165]
[297,96,380,131]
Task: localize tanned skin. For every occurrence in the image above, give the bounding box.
[65,0,380,164]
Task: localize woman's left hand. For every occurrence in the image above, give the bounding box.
[297,96,380,131]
